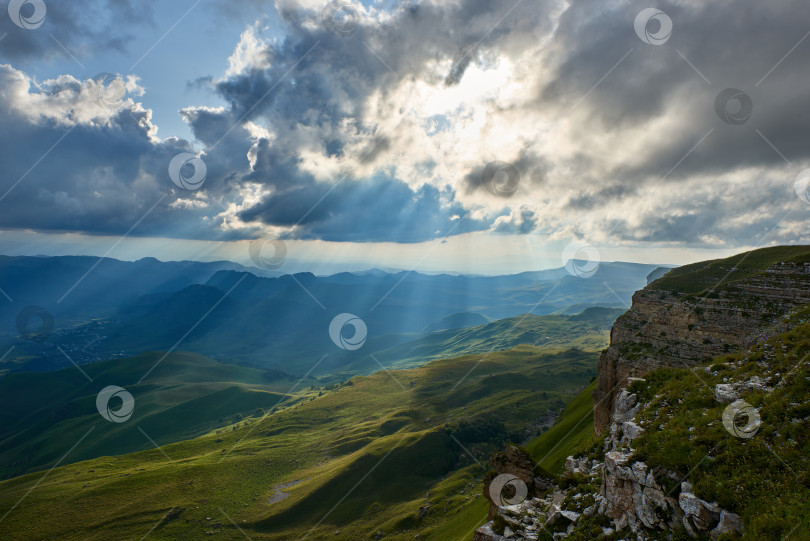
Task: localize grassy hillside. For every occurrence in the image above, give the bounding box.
[650,245,810,294]
[361,308,621,374]
[526,380,599,473]
[625,314,810,538]
[412,381,602,541]
[0,346,601,540]
[0,352,308,480]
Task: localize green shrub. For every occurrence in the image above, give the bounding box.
[492,513,507,535]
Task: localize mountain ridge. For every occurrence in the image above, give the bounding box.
[0,255,660,377]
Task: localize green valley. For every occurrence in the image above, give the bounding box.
[0,344,601,540]
[0,352,308,480]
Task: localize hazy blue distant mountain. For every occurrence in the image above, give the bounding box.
[0,255,663,377]
[424,312,493,332]
[0,256,268,334]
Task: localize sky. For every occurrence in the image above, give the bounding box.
[0,0,809,275]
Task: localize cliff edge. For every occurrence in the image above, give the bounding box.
[594,245,810,433]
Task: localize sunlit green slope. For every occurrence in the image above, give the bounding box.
[0,352,306,480]
[0,346,599,540]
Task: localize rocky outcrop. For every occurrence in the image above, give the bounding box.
[677,482,745,540]
[483,445,554,520]
[713,375,772,403]
[594,262,810,433]
[474,489,588,541]
[600,451,681,532]
[595,388,681,533]
[593,387,743,539]
[474,389,745,539]
[472,524,507,541]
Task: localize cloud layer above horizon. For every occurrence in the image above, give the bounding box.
[0,0,809,247]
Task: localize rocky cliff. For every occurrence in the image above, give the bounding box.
[473,246,810,540]
[473,385,747,540]
[594,260,810,433]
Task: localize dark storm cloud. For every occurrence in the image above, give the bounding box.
[0,0,155,63]
[1,0,810,247]
[221,127,488,242]
[0,66,232,240]
[566,185,636,211]
[463,149,550,197]
[177,0,559,242]
[543,0,810,184]
[210,0,554,122]
[239,177,489,243]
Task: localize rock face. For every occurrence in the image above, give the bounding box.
[472,524,506,541]
[595,389,743,538]
[594,262,810,433]
[484,445,554,520]
[473,496,557,541]
[600,451,681,532]
[596,388,683,533]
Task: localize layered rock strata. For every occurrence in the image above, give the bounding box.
[594,262,810,432]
